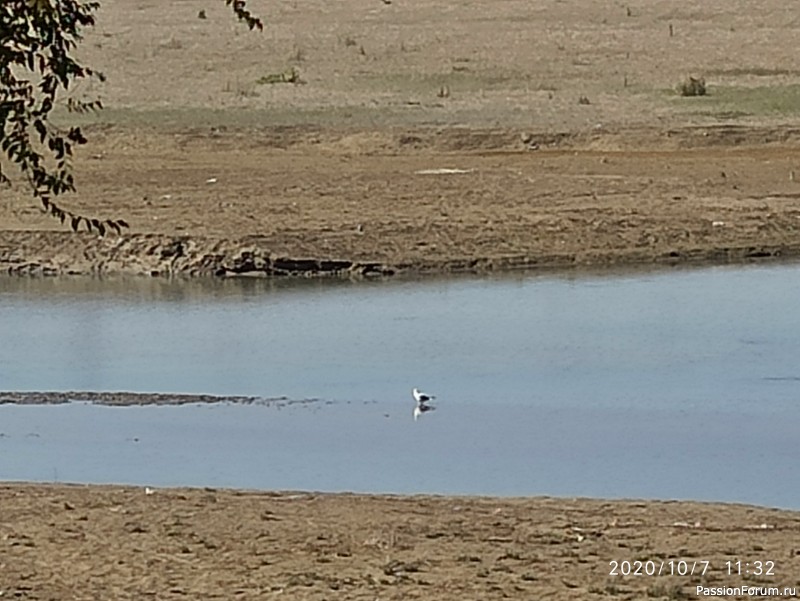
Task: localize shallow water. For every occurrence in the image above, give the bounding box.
[0,399,796,508]
[1,264,799,507]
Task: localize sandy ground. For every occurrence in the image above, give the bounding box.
[3,484,800,600]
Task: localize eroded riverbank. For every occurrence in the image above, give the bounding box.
[4,126,800,278]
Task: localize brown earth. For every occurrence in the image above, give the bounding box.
[4,124,800,277]
[3,483,800,600]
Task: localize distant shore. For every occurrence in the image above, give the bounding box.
[3,125,800,279]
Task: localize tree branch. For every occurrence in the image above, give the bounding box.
[0,0,263,235]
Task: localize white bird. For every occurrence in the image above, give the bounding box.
[412,388,436,421]
[412,387,435,404]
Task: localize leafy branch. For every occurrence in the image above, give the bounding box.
[226,0,264,31]
[0,0,263,235]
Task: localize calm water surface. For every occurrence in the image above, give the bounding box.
[1,264,799,507]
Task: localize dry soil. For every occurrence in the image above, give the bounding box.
[3,484,800,601]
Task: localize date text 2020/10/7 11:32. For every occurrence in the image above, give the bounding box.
[608,559,776,577]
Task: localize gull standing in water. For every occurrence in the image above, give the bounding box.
[412,387,436,421]
[412,388,435,404]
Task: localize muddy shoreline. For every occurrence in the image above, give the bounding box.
[5,124,800,280]
[0,390,323,406]
[2,230,797,279]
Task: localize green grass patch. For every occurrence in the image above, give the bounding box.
[706,67,800,78]
[665,84,800,118]
[356,69,543,95]
[48,104,488,130]
[50,106,387,129]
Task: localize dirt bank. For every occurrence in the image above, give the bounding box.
[4,125,800,278]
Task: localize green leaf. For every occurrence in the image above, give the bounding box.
[4,0,259,235]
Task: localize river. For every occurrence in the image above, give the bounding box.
[1,263,798,507]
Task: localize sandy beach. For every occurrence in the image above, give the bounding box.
[3,483,800,600]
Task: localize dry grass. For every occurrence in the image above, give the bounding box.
[72,0,800,130]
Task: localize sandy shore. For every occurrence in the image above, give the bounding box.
[2,483,799,600]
